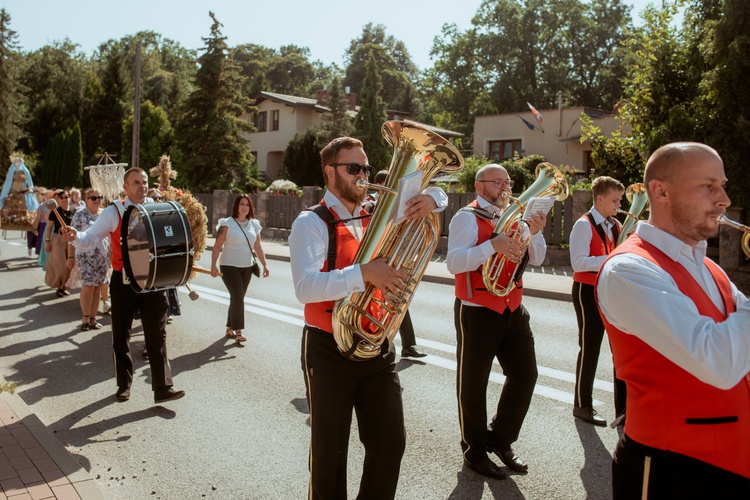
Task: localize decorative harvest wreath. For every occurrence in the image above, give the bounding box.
[149,155,208,265]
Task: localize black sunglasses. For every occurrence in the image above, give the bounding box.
[330,163,373,176]
[58,195,70,199]
[89,196,104,201]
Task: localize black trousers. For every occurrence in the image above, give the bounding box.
[455,298,538,464]
[220,265,253,330]
[301,326,406,500]
[613,434,750,499]
[397,309,417,349]
[572,281,626,415]
[110,270,172,391]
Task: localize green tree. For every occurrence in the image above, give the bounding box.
[344,24,422,116]
[19,41,87,168]
[121,100,175,171]
[40,123,82,187]
[232,43,323,97]
[354,52,390,172]
[320,76,353,140]
[283,127,328,187]
[0,9,25,168]
[175,12,255,191]
[89,48,130,159]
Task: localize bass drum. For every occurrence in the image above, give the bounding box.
[121,201,193,292]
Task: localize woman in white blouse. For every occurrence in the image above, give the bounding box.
[211,194,269,342]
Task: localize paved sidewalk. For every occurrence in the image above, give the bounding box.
[0,387,103,500]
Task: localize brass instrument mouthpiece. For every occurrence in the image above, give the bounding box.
[355,179,398,195]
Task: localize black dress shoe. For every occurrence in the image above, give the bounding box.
[154,387,185,404]
[464,458,507,479]
[487,445,529,473]
[401,346,427,358]
[573,406,607,427]
[115,387,130,401]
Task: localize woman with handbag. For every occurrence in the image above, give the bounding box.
[211,194,269,343]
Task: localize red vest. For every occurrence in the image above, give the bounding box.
[598,235,750,479]
[110,211,124,272]
[455,200,523,314]
[304,202,370,334]
[573,214,619,286]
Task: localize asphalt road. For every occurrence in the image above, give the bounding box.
[0,235,619,499]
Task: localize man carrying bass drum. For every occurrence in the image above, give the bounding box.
[63,167,185,404]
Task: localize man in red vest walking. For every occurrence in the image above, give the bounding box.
[446,163,547,479]
[569,176,626,426]
[597,143,750,497]
[63,168,184,404]
[289,137,446,499]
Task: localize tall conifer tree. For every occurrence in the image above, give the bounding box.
[354,52,390,173]
[0,9,25,168]
[175,12,255,191]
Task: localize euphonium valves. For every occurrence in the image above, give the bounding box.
[481,162,568,296]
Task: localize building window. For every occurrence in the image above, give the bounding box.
[271,110,279,131]
[488,139,522,161]
[253,111,267,132]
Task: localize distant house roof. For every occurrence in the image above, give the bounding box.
[252,90,463,138]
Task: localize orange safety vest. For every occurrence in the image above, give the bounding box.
[303,201,371,334]
[454,200,523,314]
[597,235,750,479]
[572,213,619,286]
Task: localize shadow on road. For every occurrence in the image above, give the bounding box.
[575,419,613,499]
[448,466,525,499]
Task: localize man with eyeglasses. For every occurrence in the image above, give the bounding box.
[289,136,446,499]
[446,163,547,479]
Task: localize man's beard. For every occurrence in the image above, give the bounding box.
[334,171,366,207]
[672,205,720,242]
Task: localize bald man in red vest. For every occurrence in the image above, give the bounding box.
[597,143,750,498]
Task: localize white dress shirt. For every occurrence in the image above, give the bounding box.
[289,187,447,306]
[446,196,547,306]
[72,199,135,251]
[216,217,262,268]
[569,207,616,273]
[597,221,750,389]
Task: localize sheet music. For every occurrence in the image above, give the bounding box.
[392,171,423,225]
[522,196,555,220]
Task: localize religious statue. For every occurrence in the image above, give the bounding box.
[0,152,39,230]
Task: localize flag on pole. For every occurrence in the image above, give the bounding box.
[518,115,536,131]
[527,102,543,124]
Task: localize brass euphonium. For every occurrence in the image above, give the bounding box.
[717,214,750,259]
[481,162,569,296]
[616,183,649,245]
[332,120,464,361]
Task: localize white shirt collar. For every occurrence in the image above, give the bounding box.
[476,196,504,215]
[634,221,708,263]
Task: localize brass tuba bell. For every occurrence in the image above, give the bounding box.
[481,162,569,296]
[331,120,464,361]
[616,183,649,245]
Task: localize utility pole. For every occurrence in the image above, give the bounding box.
[131,39,142,168]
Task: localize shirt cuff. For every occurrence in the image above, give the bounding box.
[344,264,366,293]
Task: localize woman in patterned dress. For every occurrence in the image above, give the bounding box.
[69,189,110,331]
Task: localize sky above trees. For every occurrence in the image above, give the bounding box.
[2,0,656,70]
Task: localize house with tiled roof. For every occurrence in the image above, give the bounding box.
[244,90,463,182]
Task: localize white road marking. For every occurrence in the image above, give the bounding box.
[180,284,606,406]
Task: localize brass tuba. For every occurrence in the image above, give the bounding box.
[616,183,649,245]
[481,162,569,296]
[331,120,464,361]
[717,214,750,259]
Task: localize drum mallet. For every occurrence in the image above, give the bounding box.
[184,283,200,301]
[45,198,70,230]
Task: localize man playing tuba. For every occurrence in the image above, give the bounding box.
[446,163,547,479]
[289,136,447,499]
